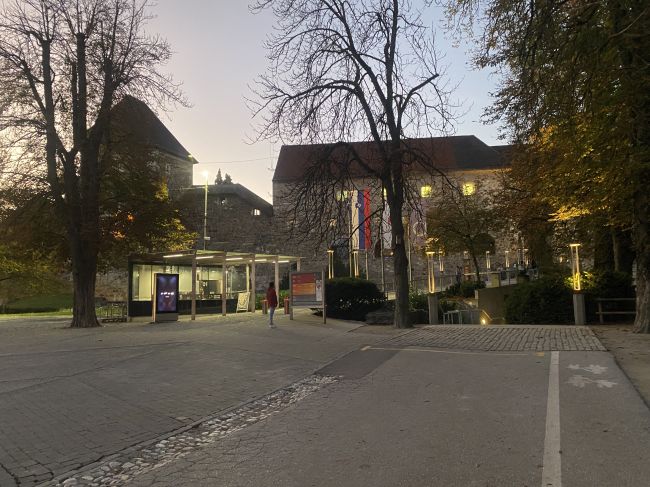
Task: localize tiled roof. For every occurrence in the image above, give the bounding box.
[273,135,511,182]
[110,95,196,163]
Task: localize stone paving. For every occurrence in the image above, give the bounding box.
[0,317,608,486]
[49,375,338,487]
[386,325,606,351]
[0,312,398,487]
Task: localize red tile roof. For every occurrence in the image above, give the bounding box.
[273,135,510,182]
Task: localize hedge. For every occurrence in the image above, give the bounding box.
[504,276,573,324]
[325,277,385,321]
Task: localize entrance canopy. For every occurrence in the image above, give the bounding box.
[128,250,302,319]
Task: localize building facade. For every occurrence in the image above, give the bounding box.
[271,135,519,292]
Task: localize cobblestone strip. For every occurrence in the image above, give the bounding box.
[44,375,338,487]
[387,326,605,352]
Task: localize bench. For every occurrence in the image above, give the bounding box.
[596,297,636,324]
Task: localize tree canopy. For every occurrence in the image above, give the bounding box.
[446,0,650,331]
[0,0,183,327]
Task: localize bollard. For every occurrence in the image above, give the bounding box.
[427,293,439,325]
[573,292,586,325]
[262,299,268,315]
[284,297,290,314]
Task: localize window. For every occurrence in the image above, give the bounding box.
[335,190,349,201]
[462,182,476,196]
[420,185,432,198]
[252,208,261,216]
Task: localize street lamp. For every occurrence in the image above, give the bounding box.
[202,170,209,250]
[327,249,334,279]
[569,243,585,325]
[569,243,581,291]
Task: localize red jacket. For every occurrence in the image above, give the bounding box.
[266,288,278,308]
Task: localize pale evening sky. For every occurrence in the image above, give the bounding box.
[147,1,502,202]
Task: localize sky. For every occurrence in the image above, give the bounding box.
[147,0,502,202]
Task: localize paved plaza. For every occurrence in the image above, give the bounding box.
[0,311,398,486]
[1,317,649,486]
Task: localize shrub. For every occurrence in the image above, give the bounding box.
[409,292,429,311]
[504,276,573,324]
[408,293,459,322]
[325,277,385,321]
[255,290,289,309]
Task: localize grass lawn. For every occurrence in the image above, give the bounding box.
[0,310,73,320]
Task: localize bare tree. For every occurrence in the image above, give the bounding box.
[0,0,182,327]
[251,0,454,327]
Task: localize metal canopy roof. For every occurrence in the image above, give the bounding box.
[129,250,301,266]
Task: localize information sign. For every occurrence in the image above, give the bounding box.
[236,292,250,312]
[290,270,326,323]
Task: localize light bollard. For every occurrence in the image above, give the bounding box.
[570,243,586,325]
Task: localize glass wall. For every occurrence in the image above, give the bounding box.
[131,264,229,301]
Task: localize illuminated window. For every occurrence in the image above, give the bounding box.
[252,208,261,216]
[420,185,432,198]
[335,190,350,201]
[462,182,476,196]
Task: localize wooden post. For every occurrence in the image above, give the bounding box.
[598,299,604,324]
[274,256,280,295]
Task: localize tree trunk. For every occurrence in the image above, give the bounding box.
[612,229,620,272]
[468,246,481,283]
[71,251,99,328]
[632,188,649,333]
[392,217,411,328]
[386,172,411,329]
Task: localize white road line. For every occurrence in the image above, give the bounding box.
[542,351,562,487]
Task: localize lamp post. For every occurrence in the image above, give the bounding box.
[438,249,445,292]
[202,170,209,250]
[570,243,586,325]
[327,249,334,279]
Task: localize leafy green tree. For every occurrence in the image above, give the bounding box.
[426,181,498,281]
[446,0,650,332]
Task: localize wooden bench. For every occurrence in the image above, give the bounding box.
[596,297,636,324]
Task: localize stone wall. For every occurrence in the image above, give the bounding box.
[271,168,519,292]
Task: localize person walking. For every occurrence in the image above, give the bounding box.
[266,282,278,328]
